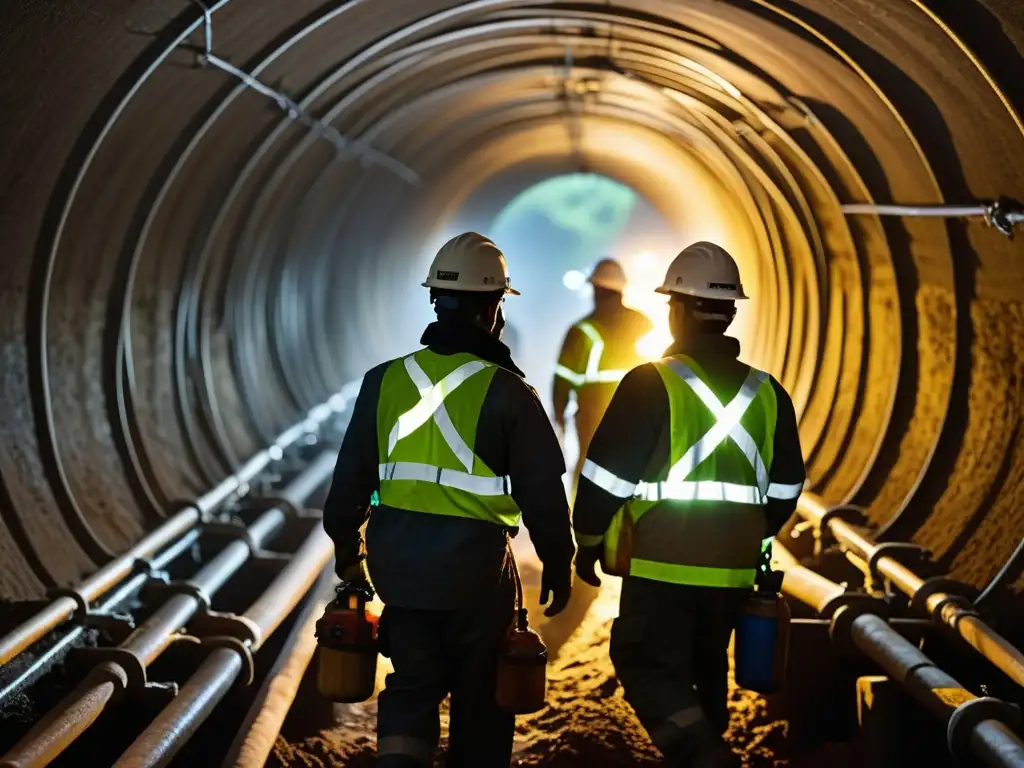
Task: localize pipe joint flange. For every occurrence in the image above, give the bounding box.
[200,521,259,555]
[201,635,256,687]
[47,587,90,622]
[71,647,147,693]
[189,608,261,647]
[910,577,978,617]
[947,696,1022,759]
[828,596,889,655]
[932,594,980,630]
[868,542,930,582]
[817,505,868,550]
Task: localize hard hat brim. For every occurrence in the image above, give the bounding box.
[655,285,749,300]
[422,280,520,296]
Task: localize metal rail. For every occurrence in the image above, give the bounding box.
[0,392,346,669]
[0,455,335,768]
[776,542,1024,766]
[796,493,1024,690]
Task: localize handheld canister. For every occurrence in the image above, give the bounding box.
[734,544,791,694]
[496,541,548,714]
[315,582,379,702]
[496,607,548,713]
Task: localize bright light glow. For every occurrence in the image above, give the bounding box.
[563,269,587,291]
[621,251,674,361]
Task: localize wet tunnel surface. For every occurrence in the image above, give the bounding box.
[1,0,1024,764]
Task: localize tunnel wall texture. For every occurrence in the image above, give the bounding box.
[0,0,1022,601]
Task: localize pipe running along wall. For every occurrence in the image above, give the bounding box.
[0,1,1022,602]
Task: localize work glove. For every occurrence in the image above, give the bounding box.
[540,569,572,617]
[575,545,603,588]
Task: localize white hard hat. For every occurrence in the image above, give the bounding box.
[589,258,627,292]
[655,241,748,300]
[422,232,520,295]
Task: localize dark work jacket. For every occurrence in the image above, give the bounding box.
[322,319,575,610]
[574,334,805,545]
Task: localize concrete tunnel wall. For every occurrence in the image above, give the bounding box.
[0,0,1023,603]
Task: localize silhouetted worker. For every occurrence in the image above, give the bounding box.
[322,233,574,767]
[546,257,652,655]
[573,242,805,768]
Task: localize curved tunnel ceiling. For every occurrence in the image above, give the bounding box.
[1,0,1023,601]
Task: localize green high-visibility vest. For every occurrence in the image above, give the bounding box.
[583,354,786,588]
[554,322,631,387]
[376,349,522,527]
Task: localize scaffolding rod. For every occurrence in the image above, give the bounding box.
[841,198,1022,238]
[191,2,420,186]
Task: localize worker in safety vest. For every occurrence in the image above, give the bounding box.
[553,258,653,479]
[322,232,575,768]
[573,242,805,768]
[545,257,652,656]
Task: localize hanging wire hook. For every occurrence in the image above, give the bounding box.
[195,0,213,59]
[187,0,420,185]
[840,198,1022,239]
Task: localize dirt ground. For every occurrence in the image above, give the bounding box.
[271,554,856,768]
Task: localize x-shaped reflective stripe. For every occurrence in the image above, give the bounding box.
[662,359,769,497]
[387,357,487,471]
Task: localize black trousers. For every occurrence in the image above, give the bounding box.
[376,581,515,767]
[609,577,747,763]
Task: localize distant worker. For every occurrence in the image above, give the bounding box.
[572,242,805,768]
[547,257,652,654]
[322,232,575,767]
[554,258,653,475]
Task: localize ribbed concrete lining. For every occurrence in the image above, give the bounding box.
[0,0,1021,599]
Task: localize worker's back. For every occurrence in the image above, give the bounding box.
[555,302,653,459]
[324,318,573,610]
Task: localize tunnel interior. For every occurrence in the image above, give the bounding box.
[1,0,1024,615]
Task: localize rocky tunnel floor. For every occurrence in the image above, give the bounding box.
[271,561,859,768]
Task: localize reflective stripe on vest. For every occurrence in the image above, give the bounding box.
[654,358,769,502]
[556,322,630,387]
[583,360,776,504]
[378,352,519,526]
[581,355,784,588]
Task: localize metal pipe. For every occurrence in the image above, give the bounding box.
[112,470,336,767]
[244,529,333,647]
[778,545,1024,766]
[797,493,1024,689]
[115,648,245,768]
[228,601,325,768]
[0,392,347,669]
[0,509,198,667]
[772,539,846,613]
[841,203,989,217]
[0,529,201,705]
[851,613,1024,766]
[0,457,333,768]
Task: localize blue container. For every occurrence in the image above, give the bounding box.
[734,592,790,694]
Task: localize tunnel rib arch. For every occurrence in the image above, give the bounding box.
[0,0,1022,601]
